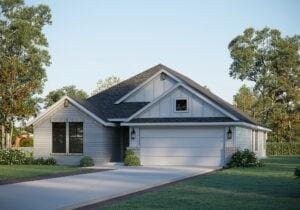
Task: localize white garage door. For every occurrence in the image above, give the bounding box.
[140,127,224,167]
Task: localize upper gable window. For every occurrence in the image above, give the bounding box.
[175,99,188,112]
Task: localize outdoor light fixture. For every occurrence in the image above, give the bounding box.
[160,72,166,80]
[131,128,136,140]
[64,99,69,107]
[227,128,232,140]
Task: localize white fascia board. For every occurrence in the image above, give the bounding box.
[114,69,180,104]
[27,96,116,127]
[108,118,128,122]
[124,82,238,122]
[179,83,239,121]
[121,121,271,131]
[125,83,181,122]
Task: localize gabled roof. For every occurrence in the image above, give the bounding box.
[87,64,263,126]
[30,64,267,128]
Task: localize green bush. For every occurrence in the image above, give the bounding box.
[20,137,33,147]
[80,156,94,167]
[267,142,300,155]
[0,149,56,165]
[229,149,263,168]
[124,149,141,166]
[33,157,56,165]
[0,149,27,165]
[295,167,300,178]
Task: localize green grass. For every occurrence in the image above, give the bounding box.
[0,165,83,181]
[104,156,300,210]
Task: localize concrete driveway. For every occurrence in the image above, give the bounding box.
[0,166,215,210]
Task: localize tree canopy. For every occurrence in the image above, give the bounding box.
[44,85,88,108]
[229,27,300,142]
[0,0,51,148]
[92,76,121,95]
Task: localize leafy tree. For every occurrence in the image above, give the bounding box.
[229,27,300,142]
[44,85,88,108]
[0,0,51,148]
[233,85,258,118]
[92,76,121,95]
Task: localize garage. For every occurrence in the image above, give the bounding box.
[139,127,225,167]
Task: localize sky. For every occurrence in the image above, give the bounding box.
[27,0,300,103]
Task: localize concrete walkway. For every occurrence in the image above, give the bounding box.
[0,166,215,210]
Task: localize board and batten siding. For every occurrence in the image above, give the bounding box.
[138,86,225,118]
[33,103,120,165]
[125,73,177,102]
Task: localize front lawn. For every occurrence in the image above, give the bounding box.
[103,156,300,210]
[0,165,84,181]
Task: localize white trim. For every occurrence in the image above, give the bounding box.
[123,83,238,122]
[27,96,116,127]
[174,97,189,113]
[114,69,180,104]
[125,83,181,121]
[108,118,129,122]
[121,121,271,131]
[179,83,239,121]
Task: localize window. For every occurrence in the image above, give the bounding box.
[69,122,83,153]
[52,123,66,153]
[52,122,83,154]
[175,99,188,112]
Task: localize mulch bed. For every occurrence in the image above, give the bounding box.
[0,168,112,185]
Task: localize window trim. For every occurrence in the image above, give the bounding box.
[174,98,189,113]
[51,122,84,155]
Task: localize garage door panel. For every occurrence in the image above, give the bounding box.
[141,156,222,167]
[141,147,222,157]
[141,138,222,148]
[140,127,224,167]
[140,128,224,138]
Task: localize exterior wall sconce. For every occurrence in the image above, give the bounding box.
[160,72,166,81]
[131,128,136,140]
[227,127,232,140]
[64,99,69,107]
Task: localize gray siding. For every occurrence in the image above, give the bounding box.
[138,86,225,118]
[125,73,177,102]
[33,103,120,165]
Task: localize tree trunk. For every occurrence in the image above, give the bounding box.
[1,125,5,149]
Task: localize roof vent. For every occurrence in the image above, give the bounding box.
[160,72,166,81]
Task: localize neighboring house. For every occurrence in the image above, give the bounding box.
[28,64,270,167]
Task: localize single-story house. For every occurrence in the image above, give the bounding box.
[28,64,270,167]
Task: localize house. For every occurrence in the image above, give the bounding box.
[28,64,270,167]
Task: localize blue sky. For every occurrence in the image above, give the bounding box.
[28,0,300,103]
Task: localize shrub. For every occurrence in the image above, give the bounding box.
[229,149,263,168]
[0,149,26,165]
[124,149,141,166]
[80,156,94,167]
[267,142,300,155]
[20,137,33,147]
[295,167,300,178]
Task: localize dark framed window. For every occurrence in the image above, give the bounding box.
[175,99,187,112]
[69,122,83,153]
[52,123,66,153]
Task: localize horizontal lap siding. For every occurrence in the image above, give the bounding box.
[34,103,120,165]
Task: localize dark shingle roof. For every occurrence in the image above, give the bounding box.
[77,64,263,126]
[128,117,235,123]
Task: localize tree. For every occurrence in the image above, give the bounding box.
[233,85,258,118]
[0,0,51,148]
[44,85,88,108]
[229,27,300,142]
[92,76,121,95]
